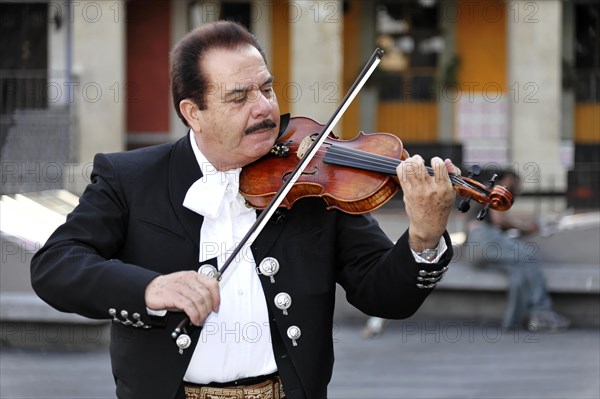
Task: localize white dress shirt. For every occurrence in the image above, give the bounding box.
[182,131,277,384]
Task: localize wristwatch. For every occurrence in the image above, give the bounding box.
[416,248,439,262]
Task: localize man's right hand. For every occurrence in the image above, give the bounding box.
[144,271,220,326]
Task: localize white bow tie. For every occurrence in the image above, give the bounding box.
[183,167,255,264]
[184,165,236,219]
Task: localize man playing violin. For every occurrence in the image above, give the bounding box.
[31,21,459,399]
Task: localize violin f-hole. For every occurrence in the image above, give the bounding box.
[282,166,319,183]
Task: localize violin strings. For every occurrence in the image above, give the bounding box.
[325,146,399,175]
[292,143,395,170]
[292,141,489,197]
[327,144,490,196]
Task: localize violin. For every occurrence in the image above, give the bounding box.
[240,115,514,219]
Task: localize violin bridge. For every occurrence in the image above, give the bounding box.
[297,136,313,160]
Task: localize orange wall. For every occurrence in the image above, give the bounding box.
[271,0,290,116]
[340,0,362,139]
[575,104,600,143]
[377,103,438,142]
[456,0,507,92]
[126,0,171,133]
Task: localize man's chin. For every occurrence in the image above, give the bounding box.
[246,142,276,165]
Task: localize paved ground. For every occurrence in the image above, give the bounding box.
[1,321,599,399]
[2,201,598,398]
[330,321,599,399]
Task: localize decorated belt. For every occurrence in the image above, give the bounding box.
[184,374,285,399]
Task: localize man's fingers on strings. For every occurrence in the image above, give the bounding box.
[444,158,461,176]
[397,154,426,184]
[431,157,450,184]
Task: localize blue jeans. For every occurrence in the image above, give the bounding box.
[466,225,553,329]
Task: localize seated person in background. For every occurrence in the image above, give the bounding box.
[465,170,570,331]
[362,169,571,338]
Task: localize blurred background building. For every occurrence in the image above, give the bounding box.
[1,0,599,330]
[1,0,599,202]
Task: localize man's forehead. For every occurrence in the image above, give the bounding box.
[202,46,269,89]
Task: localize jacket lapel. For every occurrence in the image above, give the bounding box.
[250,114,292,261]
[251,209,290,262]
[168,119,293,259]
[168,133,204,250]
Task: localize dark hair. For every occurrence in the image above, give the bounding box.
[170,21,267,126]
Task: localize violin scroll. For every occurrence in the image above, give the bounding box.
[454,170,514,220]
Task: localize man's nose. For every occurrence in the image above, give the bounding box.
[250,91,273,119]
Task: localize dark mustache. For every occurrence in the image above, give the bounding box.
[244,119,277,135]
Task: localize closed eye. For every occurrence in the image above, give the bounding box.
[231,93,248,103]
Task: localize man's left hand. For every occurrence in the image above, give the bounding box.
[396,156,459,252]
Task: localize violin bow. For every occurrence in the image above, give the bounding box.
[172,48,384,350]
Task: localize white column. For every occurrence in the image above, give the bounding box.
[47,2,68,108]
[289,1,343,126]
[68,0,126,193]
[251,0,272,66]
[508,0,564,192]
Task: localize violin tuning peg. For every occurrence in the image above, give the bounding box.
[477,204,491,220]
[487,174,498,189]
[458,198,471,213]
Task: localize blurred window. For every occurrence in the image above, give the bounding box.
[574,1,600,103]
[0,3,48,111]
[375,0,442,102]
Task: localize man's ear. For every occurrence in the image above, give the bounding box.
[179,99,202,130]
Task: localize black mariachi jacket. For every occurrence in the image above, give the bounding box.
[31,131,452,399]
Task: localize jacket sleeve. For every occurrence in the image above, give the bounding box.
[335,212,453,319]
[30,153,162,325]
